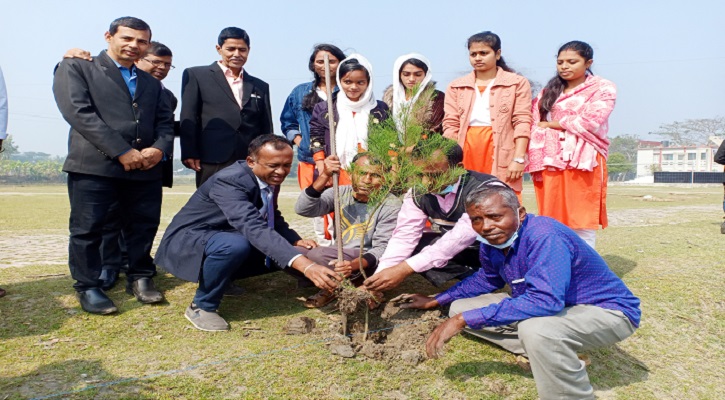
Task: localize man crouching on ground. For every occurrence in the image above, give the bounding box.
[154,135,341,331]
[395,183,641,400]
[293,153,402,308]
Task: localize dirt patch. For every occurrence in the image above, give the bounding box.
[284,316,315,334]
[322,301,442,364]
[606,204,719,227]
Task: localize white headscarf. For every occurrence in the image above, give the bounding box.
[335,53,377,168]
[391,53,433,132]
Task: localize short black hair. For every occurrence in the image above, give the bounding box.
[109,17,151,38]
[218,27,250,47]
[412,141,464,167]
[148,41,172,57]
[248,135,292,159]
[465,183,520,212]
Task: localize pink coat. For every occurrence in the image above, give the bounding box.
[443,68,532,191]
[527,75,616,173]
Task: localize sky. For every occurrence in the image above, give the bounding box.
[1,0,723,156]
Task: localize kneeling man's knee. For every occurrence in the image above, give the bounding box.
[518,318,560,350]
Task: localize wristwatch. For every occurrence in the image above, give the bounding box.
[512,157,525,164]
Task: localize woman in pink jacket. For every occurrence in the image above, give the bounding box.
[526,41,617,248]
[443,31,532,195]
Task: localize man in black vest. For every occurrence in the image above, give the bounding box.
[364,144,501,293]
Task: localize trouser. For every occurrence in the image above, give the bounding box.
[194,231,272,311]
[416,232,481,287]
[572,229,597,248]
[291,246,374,286]
[67,173,161,292]
[449,293,636,400]
[196,159,237,188]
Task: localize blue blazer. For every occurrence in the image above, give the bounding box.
[154,161,302,282]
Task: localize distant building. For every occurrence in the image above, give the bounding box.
[636,138,722,178]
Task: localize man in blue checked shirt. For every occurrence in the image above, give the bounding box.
[394,183,640,400]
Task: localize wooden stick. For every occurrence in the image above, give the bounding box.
[324,54,344,263]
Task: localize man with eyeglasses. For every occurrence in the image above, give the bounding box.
[62,41,179,290]
[363,142,501,295]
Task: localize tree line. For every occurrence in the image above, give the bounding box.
[2,117,721,184]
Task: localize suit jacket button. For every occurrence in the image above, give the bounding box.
[132,103,138,108]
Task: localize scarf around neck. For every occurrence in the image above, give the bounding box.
[391,53,432,133]
[335,53,377,168]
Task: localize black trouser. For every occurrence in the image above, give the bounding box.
[415,232,481,287]
[67,173,162,292]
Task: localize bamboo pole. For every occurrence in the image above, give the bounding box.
[323,54,344,263]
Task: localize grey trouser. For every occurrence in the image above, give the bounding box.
[450,293,636,400]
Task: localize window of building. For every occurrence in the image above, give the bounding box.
[663,154,673,161]
[687,153,696,160]
[677,154,684,160]
[701,152,707,160]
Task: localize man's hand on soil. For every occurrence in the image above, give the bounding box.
[363,263,414,292]
[426,314,467,359]
[390,293,439,310]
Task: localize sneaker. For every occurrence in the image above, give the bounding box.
[223,282,246,297]
[184,304,230,331]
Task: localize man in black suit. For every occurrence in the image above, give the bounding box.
[53,17,174,315]
[180,27,273,187]
[62,41,179,289]
[155,135,342,331]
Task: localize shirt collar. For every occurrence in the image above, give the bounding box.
[110,56,137,74]
[436,177,462,197]
[217,61,243,79]
[255,176,269,192]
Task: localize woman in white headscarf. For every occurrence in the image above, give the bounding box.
[382,53,445,140]
[309,53,389,184]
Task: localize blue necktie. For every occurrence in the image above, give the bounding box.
[262,187,274,268]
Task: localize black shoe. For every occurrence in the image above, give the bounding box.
[126,278,164,304]
[77,288,118,314]
[99,269,119,291]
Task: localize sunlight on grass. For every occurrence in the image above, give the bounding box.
[0,183,723,399]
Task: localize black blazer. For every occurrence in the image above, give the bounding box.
[53,51,174,180]
[180,63,273,164]
[161,88,179,187]
[154,161,302,282]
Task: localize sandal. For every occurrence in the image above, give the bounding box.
[303,290,337,308]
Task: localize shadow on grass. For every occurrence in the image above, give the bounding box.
[602,254,637,277]
[443,335,649,394]
[0,359,155,400]
[0,272,184,339]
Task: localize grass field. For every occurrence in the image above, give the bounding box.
[0,183,723,399]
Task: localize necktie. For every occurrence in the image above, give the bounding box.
[262,187,274,268]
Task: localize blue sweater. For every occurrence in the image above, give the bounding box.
[280,81,338,164]
[436,215,641,329]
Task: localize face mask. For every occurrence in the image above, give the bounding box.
[475,208,522,249]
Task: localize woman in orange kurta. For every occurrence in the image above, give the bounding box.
[526,41,617,248]
[443,31,532,196]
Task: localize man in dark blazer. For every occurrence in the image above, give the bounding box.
[155,135,342,331]
[180,26,273,187]
[53,17,174,315]
[61,41,180,289]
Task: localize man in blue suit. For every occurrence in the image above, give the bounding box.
[154,135,342,331]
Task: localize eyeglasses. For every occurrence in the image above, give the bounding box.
[142,59,175,69]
